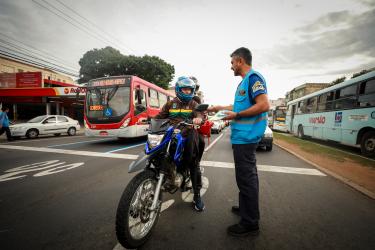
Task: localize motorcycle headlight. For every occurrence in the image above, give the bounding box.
[147,134,164,148]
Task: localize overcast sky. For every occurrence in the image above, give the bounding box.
[0,0,374,105]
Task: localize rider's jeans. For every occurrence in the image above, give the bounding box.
[232,143,260,227]
[183,129,202,195]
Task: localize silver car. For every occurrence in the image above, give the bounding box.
[10,115,81,139]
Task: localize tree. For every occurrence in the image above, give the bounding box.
[330,76,346,86]
[351,69,372,79]
[78,47,175,89]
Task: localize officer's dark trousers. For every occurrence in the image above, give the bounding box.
[183,129,202,196]
[0,126,12,141]
[232,143,259,227]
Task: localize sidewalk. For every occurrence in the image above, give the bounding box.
[273,133,375,199]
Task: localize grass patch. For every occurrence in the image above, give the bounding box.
[274,133,375,168]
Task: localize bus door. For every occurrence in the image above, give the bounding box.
[290,104,296,133]
[133,84,148,136]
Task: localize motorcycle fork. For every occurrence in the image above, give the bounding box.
[149,172,164,218]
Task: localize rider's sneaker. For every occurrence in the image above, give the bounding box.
[193,194,205,212]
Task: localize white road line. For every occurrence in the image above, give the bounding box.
[1,135,85,145]
[0,145,325,176]
[105,143,146,153]
[0,145,138,160]
[200,161,326,176]
[204,131,225,152]
[47,138,114,147]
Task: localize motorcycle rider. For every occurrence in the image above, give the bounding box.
[155,76,205,212]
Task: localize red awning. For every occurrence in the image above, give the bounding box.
[0,88,57,96]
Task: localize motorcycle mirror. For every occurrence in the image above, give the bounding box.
[195,104,209,112]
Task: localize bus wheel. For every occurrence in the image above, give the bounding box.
[297,125,304,139]
[360,131,375,158]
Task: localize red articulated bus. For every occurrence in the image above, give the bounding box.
[84,75,175,138]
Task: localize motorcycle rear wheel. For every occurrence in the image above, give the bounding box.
[116,170,161,249]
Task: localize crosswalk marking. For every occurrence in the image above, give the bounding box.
[0,145,138,160]
[200,161,326,176]
[0,145,325,176]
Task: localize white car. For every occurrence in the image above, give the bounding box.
[258,126,273,151]
[211,120,222,133]
[10,115,81,139]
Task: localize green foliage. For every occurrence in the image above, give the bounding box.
[330,76,346,86]
[78,47,175,89]
[351,69,371,79]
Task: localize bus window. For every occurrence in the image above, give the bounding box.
[287,105,291,115]
[297,101,304,114]
[317,94,326,112]
[335,84,358,109]
[149,88,159,108]
[358,79,375,107]
[134,88,147,115]
[159,93,168,107]
[317,91,334,112]
[306,97,317,113]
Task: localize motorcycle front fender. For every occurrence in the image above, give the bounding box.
[128,152,149,173]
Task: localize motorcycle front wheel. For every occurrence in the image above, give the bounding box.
[116,170,161,249]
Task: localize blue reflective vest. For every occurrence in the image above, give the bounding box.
[231,70,267,144]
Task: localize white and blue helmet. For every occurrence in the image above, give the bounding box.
[175,76,196,102]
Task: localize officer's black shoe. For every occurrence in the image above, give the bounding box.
[227,223,259,237]
[231,205,240,216]
[193,194,205,212]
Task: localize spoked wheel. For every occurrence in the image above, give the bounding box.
[116,170,161,249]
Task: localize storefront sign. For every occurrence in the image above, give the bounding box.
[0,72,42,88]
[0,73,16,88]
[54,87,86,96]
[16,72,42,88]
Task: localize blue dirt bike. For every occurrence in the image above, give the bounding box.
[115,104,208,249]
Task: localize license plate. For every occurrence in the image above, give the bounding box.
[99,131,108,136]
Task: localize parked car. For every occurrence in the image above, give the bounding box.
[211,120,223,134]
[258,126,273,151]
[10,115,80,139]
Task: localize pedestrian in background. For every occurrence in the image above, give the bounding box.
[0,106,13,141]
[208,47,270,236]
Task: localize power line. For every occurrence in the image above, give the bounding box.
[32,0,117,51]
[0,45,78,77]
[0,38,78,72]
[0,32,79,70]
[33,0,134,55]
[0,50,79,77]
[54,0,135,54]
[0,44,78,76]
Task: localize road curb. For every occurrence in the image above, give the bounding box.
[274,141,375,200]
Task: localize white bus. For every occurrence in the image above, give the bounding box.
[268,105,287,132]
[285,71,375,157]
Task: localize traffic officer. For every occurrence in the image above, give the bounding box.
[155,76,206,212]
[208,47,270,236]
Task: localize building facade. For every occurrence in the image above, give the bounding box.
[285,83,331,103]
[0,56,84,122]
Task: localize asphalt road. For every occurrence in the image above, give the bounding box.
[0,129,374,250]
